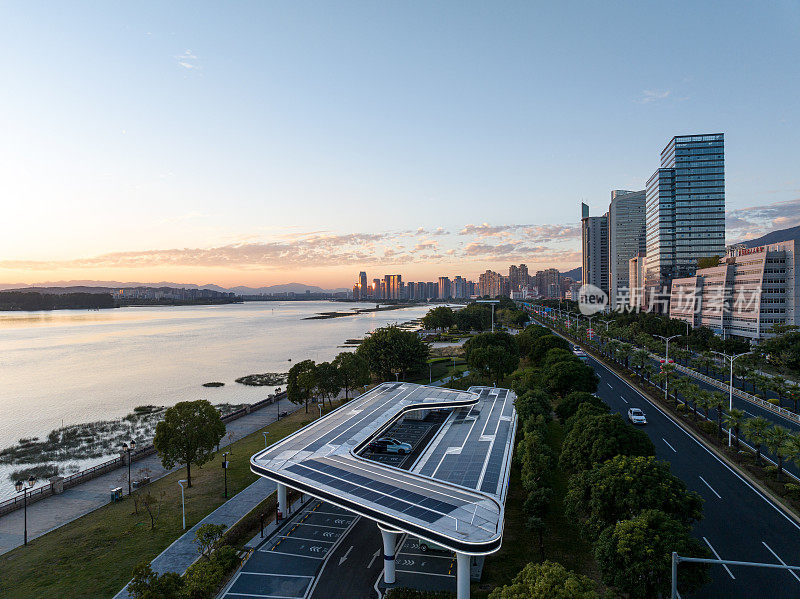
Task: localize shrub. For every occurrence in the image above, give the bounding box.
[385,589,455,599]
[768,398,781,405]
[488,560,599,598]
[785,483,800,500]
[182,559,223,599]
[698,421,717,436]
[555,392,606,422]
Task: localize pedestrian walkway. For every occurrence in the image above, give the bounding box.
[114,480,308,599]
[0,400,293,555]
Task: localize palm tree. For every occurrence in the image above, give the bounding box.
[710,391,727,439]
[696,351,714,375]
[786,434,800,483]
[743,416,770,465]
[671,376,692,408]
[631,348,649,374]
[696,389,713,422]
[619,343,633,369]
[642,362,655,383]
[771,375,788,407]
[765,425,791,482]
[733,361,749,390]
[607,339,621,362]
[685,383,701,419]
[724,408,745,450]
[789,384,800,414]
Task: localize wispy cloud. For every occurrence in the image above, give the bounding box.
[175,49,200,70]
[727,198,800,241]
[637,89,670,103]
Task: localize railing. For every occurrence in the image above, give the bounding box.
[0,392,286,518]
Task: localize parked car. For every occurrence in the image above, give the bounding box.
[368,437,412,455]
[627,407,647,425]
[417,537,450,553]
[278,411,289,418]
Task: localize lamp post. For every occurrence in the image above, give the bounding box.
[262,432,269,449]
[318,401,323,419]
[274,387,282,420]
[655,335,681,403]
[428,362,432,384]
[713,351,752,447]
[221,452,229,499]
[121,439,136,496]
[599,319,613,333]
[14,475,36,546]
[585,315,595,342]
[476,299,500,333]
[178,479,188,529]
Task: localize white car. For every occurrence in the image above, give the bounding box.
[417,537,450,553]
[627,407,647,425]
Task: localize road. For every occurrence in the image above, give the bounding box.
[589,352,800,597]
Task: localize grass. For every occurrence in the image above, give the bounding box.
[472,420,598,598]
[0,401,342,599]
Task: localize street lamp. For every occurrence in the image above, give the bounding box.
[655,335,681,403]
[262,431,269,449]
[221,452,229,499]
[178,479,188,529]
[599,319,613,333]
[14,475,36,546]
[274,388,282,420]
[121,439,136,496]
[476,299,500,333]
[713,350,752,447]
[318,401,323,419]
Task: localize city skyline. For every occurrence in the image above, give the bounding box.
[1,2,799,288]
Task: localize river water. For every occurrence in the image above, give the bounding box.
[0,301,432,457]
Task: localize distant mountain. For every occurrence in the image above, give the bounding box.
[0,280,349,294]
[561,267,581,281]
[739,225,800,248]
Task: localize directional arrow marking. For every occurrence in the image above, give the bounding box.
[367,549,381,569]
[338,545,354,565]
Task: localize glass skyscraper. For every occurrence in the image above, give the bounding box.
[644,133,725,306]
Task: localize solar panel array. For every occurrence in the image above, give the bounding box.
[285,459,460,524]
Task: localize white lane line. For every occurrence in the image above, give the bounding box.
[662,438,677,453]
[606,382,613,388]
[277,534,335,544]
[743,409,756,417]
[225,594,303,599]
[762,541,800,583]
[238,573,315,579]
[621,396,629,404]
[703,537,735,579]
[260,549,325,559]
[395,569,455,578]
[699,476,722,499]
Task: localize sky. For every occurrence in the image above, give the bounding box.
[1,1,799,289]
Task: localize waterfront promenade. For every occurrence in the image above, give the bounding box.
[0,399,295,555]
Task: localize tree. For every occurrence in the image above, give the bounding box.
[555,391,606,422]
[565,455,703,540]
[709,391,726,438]
[488,561,599,599]
[128,562,183,599]
[356,326,429,380]
[545,360,599,397]
[515,388,553,423]
[463,331,519,363]
[468,345,518,386]
[314,361,341,407]
[765,425,791,482]
[141,489,166,530]
[595,510,710,599]
[153,400,225,487]
[287,359,318,413]
[332,352,370,399]
[517,325,552,357]
[422,306,455,332]
[529,335,570,364]
[559,413,655,473]
[194,523,227,560]
[743,416,770,465]
[724,408,745,450]
[453,302,492,332]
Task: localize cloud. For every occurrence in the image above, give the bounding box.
[521,224,580,243]
[727,198,800,241]
[176,49,200,70]
[459,223,520,238]
[414,226,448,236]
[413,240,439,253]
[637,89,670,103]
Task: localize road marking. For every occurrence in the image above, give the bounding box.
[395,569,455,578]
[621,396,629,404]
[606,382,613,388]
[338,545,353,565]
[260,549,325,559]
[278,534,335,544]
[224,593,304,599]
[287,522,350,530]
[238,573,315,579]
[662,438,677,453]
[699,476,722,499]
[367,549,381,569]
[762,541,800,583]
[703,537,735,579]
[743,410,756,417]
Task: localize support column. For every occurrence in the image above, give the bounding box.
[456,552,470,599]
[277,483,288,518]
[380,528,399,585]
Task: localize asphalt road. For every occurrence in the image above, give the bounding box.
[589,353,800,598]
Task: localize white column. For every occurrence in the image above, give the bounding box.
[380,528,399,585]
[277,483,288,518]
[456,552,470,599]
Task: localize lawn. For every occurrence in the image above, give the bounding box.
[0,401,341,599]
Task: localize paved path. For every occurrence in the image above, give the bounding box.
[113,480,308,599]
[0,400,292,555]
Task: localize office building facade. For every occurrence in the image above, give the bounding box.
[608,189,646,308]
[645,134,725,308]
[669,239,797,341]
[581,202,609,295]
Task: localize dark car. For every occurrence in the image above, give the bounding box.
[368,437,412,455]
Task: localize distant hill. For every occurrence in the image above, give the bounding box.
[0,280,349,294]
[739,225,800,248]
[561,266,581,281]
